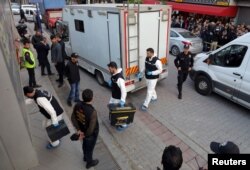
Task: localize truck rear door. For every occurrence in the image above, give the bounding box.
[139,8,170,77]
[107,13,121,68]
[124,6,171,78]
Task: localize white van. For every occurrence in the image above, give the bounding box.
[190,33,250,109]
[21,4,41,22]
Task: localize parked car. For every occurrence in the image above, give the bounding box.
[190,33,250,110]
[22,7,42,22]
[11,5,20,15]
[170,28,203,56]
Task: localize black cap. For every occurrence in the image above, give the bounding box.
[184,44,190,49]
[50,34,56,40]
[107,61,117,68]
[71,53,78,58]
[210,141,240,154]
[23,86,34,95]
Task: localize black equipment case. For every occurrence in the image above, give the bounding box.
[46,119,70,142]
[108,103,136,126]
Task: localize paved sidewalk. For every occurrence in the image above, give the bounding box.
[20,56,120,170]
[68,67,208,170]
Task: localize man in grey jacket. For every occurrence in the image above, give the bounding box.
[51,35,64,88]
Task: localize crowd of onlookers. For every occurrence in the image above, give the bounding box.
[171,14,250,51]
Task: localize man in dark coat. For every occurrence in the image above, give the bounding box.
[51,34,64,88]
[31,30,44,65]
[71,89,99,169]
[65,53,80,106]
[36,37,53,76]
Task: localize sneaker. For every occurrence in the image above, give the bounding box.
[116,124,128,131]
[178,93,182,100]
[150,98,157,103]
[46,143,60,150]
[67,100,72,107]
[140,105,147,111]
[86,159,99,169]
[33,84,42,88]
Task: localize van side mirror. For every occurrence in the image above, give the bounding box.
[206,54,214,65]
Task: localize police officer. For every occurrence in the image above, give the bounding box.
[21,39,41,88]
[174,44,194,99]
[71,89,99,169]
[141,48,162,111]
[107,61,127,107]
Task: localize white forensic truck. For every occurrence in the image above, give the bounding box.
[58,4,172,92]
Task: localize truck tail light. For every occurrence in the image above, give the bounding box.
[182,41,192,46]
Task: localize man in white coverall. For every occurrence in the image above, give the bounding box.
[23,86,64,149]
[107,61,127,106]
[140,48,162,111]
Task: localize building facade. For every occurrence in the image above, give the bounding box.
[0,0,38,169]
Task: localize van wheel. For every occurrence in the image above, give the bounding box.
[171,45,180,56]
[195,75,212,96]
[95,70,105,86]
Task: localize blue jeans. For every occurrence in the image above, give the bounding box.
[68,82,80,102]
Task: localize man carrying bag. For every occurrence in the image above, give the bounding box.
[23,86,69,149]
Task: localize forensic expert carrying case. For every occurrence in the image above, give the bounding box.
[46,119,70,142]
[108,103,136,126]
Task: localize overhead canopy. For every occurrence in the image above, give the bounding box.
[167,2,238,17]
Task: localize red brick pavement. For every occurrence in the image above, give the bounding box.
[136,110,208,169]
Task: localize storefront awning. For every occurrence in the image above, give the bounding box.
[167,2,238,17]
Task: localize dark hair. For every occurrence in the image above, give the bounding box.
[23,86,34,95]
[82,89,93,102]
[146,48,154,54]
[55,33,61,38]
[162,145,183,170]
[22,38,30,45]
[50,34,56,40]
[107,61,117,69]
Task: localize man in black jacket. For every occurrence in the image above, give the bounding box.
[23,86,64,149]
[71,89,99,169]
[65,53,80,106]
[56,33,68,61]
[31,30,43,66]
[36,37,53,76]
[51,34,64,87]
[174,45,194,99]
